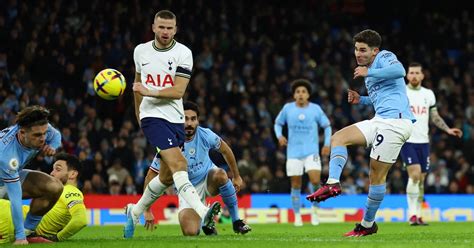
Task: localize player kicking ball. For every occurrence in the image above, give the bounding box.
[307,29,415,237]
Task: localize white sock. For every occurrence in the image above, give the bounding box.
[326,178,340,184]
[173,171,209,219]
[406,178,420,217]
[133,176,168,217]
[417,183,424,217]
[361,219,374,228]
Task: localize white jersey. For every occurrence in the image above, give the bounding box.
[134,39,193,123]
[406,85,436,143]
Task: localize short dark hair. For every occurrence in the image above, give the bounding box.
[409,62,423,69]
[184,101,199,117]
[353,29,382,48]
[16,105,50,129]
[55,152,82,177]
[155,10,176,20]
[290,79,312,95]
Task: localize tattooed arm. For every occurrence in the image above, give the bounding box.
[430,107,463,137]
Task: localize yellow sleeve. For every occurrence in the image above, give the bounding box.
[56,202,87,241]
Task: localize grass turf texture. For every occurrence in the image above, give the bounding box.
[4,222,473,247]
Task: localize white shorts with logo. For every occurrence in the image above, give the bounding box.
[178,166,215,212]
[286,154,322,177]
[354,116,413,164]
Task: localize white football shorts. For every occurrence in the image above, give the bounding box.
[355,116,413,164]
[286,154,322,177]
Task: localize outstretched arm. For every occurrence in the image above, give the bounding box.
[430,108,463,137]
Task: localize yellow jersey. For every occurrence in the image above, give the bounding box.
[36,184,87,241]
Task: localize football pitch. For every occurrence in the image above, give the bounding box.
[6,222,472,248]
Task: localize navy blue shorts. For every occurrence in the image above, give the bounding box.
[141,117,185,157]
[400,143,430,172]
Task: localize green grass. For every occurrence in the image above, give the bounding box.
[3,223,474,247]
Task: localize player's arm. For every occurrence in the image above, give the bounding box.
[429,107,463,137]
[358,52,405,80]
[41,124,62,158]
[347,89,372,105]
[4,179,26,242]
[218,139,242,192]
[274,107,287,146]
[316,107,332,156]
[133,72,143,125]
[55,201,87,241]
[133,76,190,100]
[143,165,159,231]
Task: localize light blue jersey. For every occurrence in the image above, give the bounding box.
[151,126,221,185]
[274,102,331,159]
[0,123,61,240]
[0,124,61,183]
[359,50,415,121]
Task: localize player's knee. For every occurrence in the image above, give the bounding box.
[47,178,64,199]
[330,132,345,147]
[212,168,229,186]
[411,174,421,183]
[182,226,199,236]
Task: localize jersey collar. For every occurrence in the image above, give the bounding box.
[152,39,176,52]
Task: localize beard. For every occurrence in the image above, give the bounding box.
[185,127,196,138]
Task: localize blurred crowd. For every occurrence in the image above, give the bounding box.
[0,0,473,196]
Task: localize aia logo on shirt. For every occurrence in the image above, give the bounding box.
[145,74,174,87]
[410,105,427,115]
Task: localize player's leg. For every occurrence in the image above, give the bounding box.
[179,178,213,236]
[416,144,430,225]
[125,157,171,238]
[400,143,422,225]
[131,164,170,219]
[307,122,368,202]
[306,155,322,225]
[160,148,220,225]
[346,118,413,237]
[406,164,421,224]
[21,170,63,233]
[206,167,251,234]
[138,118,220,231]
[286,159,304,226]
[327,124,368,183]
[178,209,201,236]
[417,172,428,225]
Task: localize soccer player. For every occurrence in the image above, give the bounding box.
[145,101,251,236]
[0,153,87,243]
[274,79,331,226]
[306,29,415,237]
[0,105,63,244]
[124,10,220,238]
[401,62,462,226]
